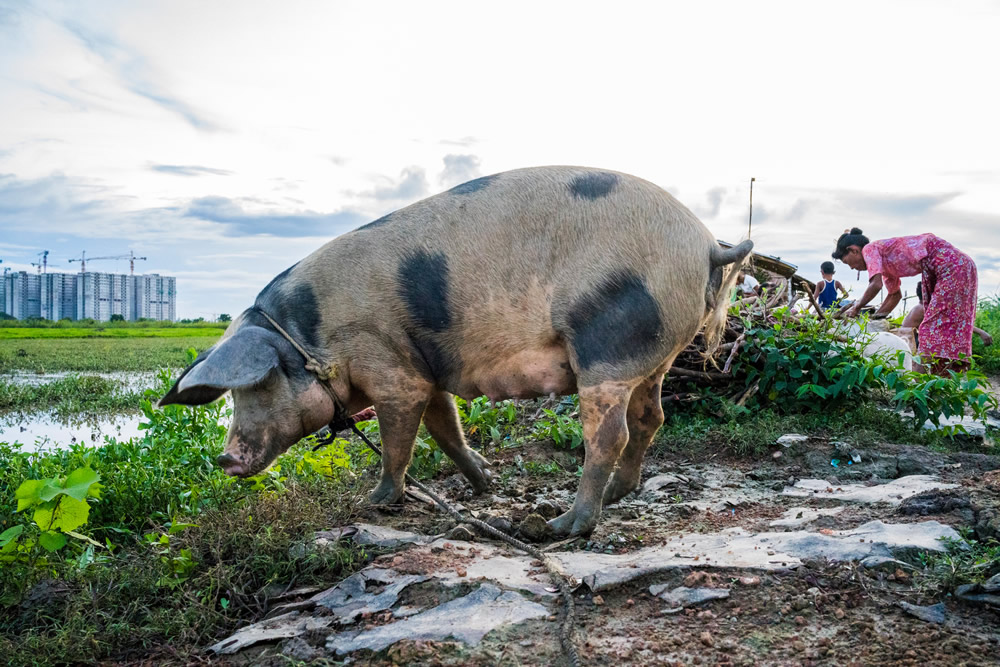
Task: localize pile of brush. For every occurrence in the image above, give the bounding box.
[662,275,825,406]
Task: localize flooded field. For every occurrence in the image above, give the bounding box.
[0,370,201,450]
[0,413,146,452]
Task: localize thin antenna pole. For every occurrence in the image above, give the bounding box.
[748,177,756,238]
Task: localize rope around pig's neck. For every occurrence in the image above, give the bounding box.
[252,305,581,667]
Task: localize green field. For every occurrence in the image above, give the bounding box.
[0,336,221,373]
[0,327,225,339]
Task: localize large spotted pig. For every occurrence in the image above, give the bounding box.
[159,166,752,536]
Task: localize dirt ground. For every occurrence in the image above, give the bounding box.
[209,410,1000,667]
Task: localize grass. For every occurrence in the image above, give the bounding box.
[0,375,146,419]
[0,327,225,339]
[654,400,952,458]
[914,532,1000,595]
[0,337,220,373]
[0,380,373,665]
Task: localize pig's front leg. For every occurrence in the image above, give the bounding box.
[368,394,430,505]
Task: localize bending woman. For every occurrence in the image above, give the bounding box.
[832,228,979,373]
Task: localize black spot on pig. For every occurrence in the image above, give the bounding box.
[354,213,393,232]
[569,172,619,200]
[270,283,323,350]
[566,271,663,371]
[398,250,453,332]
[397,250,460,384]
[448,174,498,196]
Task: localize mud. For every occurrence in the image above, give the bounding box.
[213,427,1000,666]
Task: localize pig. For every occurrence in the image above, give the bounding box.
[158,166,752,536]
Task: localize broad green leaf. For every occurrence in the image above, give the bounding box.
[15,479,47,512]
[38,531,68,552]
[62,468,101,501]
[0,524,24,547]
[38,479,68,502]
[33,496,91,533]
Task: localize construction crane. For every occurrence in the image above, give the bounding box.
[30,250,50,274]
[68,250,148,274]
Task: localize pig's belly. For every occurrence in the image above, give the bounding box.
[456,345,577,401]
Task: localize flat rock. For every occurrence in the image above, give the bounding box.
[208,611,333,655]
[552,520,958,591]
[777,433,809,447]
[326,584,548,655]
[955,583,1000,608]
[648,585,730,606]
[770,506,844,527]
[898,601,947,624]
[312,524,435,550]
[311,568,428,624]
[921,414,1000,437]
[641,473,688,496]
[782,475,957,505]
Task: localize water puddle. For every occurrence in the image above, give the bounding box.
[2,370,160,392]
[0,414,146,452]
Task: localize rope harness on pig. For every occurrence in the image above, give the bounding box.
[252,306,581,667]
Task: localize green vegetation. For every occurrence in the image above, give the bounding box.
[914,532,1000,595]
[0,337,220,373]
[974,295,1000,375]
[0,375,145,419]
[656,401,947,458]
[0,299,997,663]
[0,326,225,339]
[0,374,371,664]
[0,319,227,330]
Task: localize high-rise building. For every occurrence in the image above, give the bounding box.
[132,274,176,321]
[6,272,42,319]
[0,270,177,321]
[40,273,79,320]
[76,272,133,321]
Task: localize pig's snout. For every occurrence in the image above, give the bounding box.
[217,452,249,477]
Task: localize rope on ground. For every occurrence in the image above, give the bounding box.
[350,424,582,667]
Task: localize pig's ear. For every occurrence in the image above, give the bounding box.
[157,328,280,407]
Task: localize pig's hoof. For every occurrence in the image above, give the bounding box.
[369,479,405,505]
[547,509,598,538]
[459,449,492,494]
[602,473,639,506]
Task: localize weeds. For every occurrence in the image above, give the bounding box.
[974,295,1000,375]
[914,532,1000,595]
[0,371,371,664]
[0,336,220,372]
[0,374,145,418]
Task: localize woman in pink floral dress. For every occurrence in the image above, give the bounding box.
[832,227,979,373]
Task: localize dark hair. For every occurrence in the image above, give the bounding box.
[820,261,835,275]
[916,281,922,304]
[832,227,869,260]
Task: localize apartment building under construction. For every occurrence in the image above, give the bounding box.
[1,271,176,321]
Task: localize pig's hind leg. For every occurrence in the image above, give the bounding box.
[603,368,666,505]
[422,390,492,494]
[548,380,634,537]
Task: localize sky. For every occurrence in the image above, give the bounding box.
[1,0,999,319]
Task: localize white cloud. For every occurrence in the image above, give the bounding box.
[0,0,998,317]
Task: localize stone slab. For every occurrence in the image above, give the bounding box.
[782,475,958,505]
[326,584,548,655]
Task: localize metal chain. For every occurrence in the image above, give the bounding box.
[350,424,581,667]
[253,306,581,665]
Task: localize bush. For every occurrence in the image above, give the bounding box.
[974,295,1000,374]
